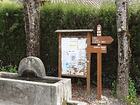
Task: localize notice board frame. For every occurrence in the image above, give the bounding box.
[56,29,93,93]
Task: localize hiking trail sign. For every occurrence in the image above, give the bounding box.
[86,24,114,100]
[92,36,113,44]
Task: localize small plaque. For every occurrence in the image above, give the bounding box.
[86,45,107,53]
[92,36,114,44]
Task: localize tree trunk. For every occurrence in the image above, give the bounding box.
[116,0,131,99]
[23,0,40,57]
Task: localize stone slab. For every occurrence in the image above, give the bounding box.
[0,72,72,105]
[0,99,23,105]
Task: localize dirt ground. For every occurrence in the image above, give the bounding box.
[72,83,126,105]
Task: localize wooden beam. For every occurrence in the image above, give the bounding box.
[86,32,92,94]
[97,52,102,100]
[58,32,62,78]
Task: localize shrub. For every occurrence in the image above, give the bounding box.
[126,78,140,105]
[0,65,17,73]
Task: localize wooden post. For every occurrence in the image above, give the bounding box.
[87,32,91,94]
[97,24,102,100]
[97,50,102,100]
[87,45,106,99]
[58,32,62,78]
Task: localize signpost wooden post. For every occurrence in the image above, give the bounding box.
[56,26,113,99]
[56,29,93,94]
[87,24,114,100]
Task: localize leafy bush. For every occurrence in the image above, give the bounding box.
[111,78,140,104]
[0,65,17,73]
[111,80,117,96]
[0,2,25,65]
[126,78,140,105]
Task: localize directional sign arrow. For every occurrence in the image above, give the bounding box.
[92,36,114,44]
[86,45,107,53]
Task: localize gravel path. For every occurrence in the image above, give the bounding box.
[72,84,124,105]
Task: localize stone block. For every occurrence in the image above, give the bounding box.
[18,56,46,78]
[0,73,72,105]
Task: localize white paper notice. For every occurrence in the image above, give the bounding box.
[61,37,87,76]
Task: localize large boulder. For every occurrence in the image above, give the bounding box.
[18,56,46,78]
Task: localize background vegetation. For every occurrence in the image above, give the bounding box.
[0,2,140,91]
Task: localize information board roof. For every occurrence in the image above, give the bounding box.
[55,29,93,33]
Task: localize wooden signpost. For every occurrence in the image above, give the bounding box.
[87,24,114,100]
[56,25,113,100]
[56,29,93,94]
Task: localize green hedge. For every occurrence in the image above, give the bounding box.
[0,2,140,88]
[0,2,25,65]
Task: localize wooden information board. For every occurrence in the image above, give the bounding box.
[56,29,93,93]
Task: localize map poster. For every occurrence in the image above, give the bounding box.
[61,37,87,77]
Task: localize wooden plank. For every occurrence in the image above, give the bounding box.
[86,32,92,94]
[55,29,93,33]
[86,45,107,53]
[92,36,114,44]
[97,52,102,100]
[58,32,62,78]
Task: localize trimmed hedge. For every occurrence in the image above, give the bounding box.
[0,2,140,88]
[0,2,25,65]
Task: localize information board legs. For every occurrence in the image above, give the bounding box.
[58,32,62,78]
[87,53,91,94]
[87,32,92,94]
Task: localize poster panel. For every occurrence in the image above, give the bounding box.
[61,37,87,77]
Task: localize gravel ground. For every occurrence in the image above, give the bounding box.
[72,84,125,105]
